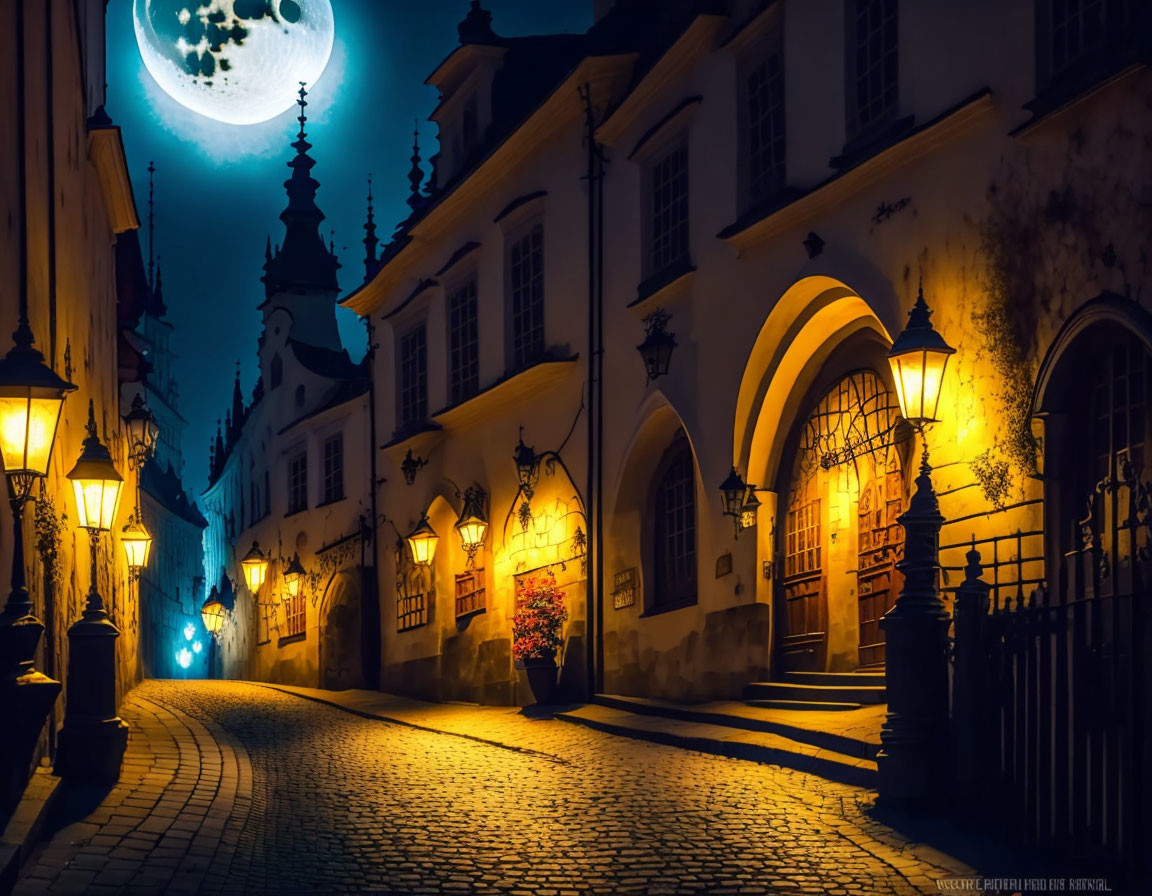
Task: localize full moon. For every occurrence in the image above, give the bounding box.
[133,0,335,126]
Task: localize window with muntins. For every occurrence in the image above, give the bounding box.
[287,450,307,515]
[744,37,785,208]
[398,324,428,425]
[284,593,306,637]
[448,279,479,403]
[648,142,689,275]
[322,433,344,504]
[508,223,544,370]
[847,0,898,138]
[1036,0,1131,89]
[652,436,697,608]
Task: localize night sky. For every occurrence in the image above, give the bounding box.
[106,0,592,497]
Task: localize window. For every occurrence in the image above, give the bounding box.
[398,324,427,425]
[295,384,305,408]
[507,223,545,370]
[283,592,306,637]
[287,450,307,515]
[397,590,427,632]
[322,434,344,504]
[846,0,898,139]
[651,435,697,609]
[1036,0,1133,90]
[448,279,479,403]
[647,142,690,275]
[743,34,786,208]
[270,354,283,389]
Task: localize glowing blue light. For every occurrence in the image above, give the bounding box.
[192,641,203,654]
[183,623,196,641]
[176,648,193,669]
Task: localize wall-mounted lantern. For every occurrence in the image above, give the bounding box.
[719,466,748,519]
[200,592,226,635]
[400,448,427,486]
[454,487,488,570]
[123,393,159,469]
[283,552,305,598]
[887,284,956,427]
[513,433,539,500]
[740,488,761,531]
[121,513,153,575]
[240,541,269,593]
[407,515,439,566]
[637,308,677,382]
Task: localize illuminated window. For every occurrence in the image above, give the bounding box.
[398,323,427,425]
[284,592,306,637]
[397,590,427,632]
[846,0,898,138]
[647,141,689,275]
[650,433,697,609]
[742,31,785,209]
[507,223,544,370]
[448,279,479,403]
[287,450,307,515]
[322,433,344,504]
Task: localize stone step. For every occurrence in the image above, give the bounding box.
[555,703,877,788]
[743,681,887,705]
[782,671,886,688]
[745,698,865,712]
[594,694,879,760]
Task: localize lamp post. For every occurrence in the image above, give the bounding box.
[876,284,955,806]
[454,487,488,571]
[121,394,157,580]
[56,400,128,781]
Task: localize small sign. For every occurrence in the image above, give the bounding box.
[762,560,774,580]
[715,553,733,578]
[612,568,636,609]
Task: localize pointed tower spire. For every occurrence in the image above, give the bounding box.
[147,161,156,292]
[261,82,340,299]
[230,361,244,441]
[407,120,423,212]
[213,420,224,476]
[363,173,378,282]
[148,255,167,318]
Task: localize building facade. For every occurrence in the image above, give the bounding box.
[202,92,377,689]
[338,0,1151,708]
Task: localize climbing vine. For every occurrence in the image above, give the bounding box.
[34,483,66,588]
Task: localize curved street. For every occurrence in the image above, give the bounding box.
[16,680,973,895]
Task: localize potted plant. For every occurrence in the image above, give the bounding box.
[512,574,568,705]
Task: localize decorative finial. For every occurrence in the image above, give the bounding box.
[296,82,308,140]
[458,0,496,44]
[363,173,379,279]
[407,120,423,211]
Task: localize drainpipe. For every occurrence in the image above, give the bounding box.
[362,316,381,689]
[43,0,59,760]
[594,115,605,696]
[581,86,597,701]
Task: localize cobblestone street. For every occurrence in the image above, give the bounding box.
[16,681,976,894]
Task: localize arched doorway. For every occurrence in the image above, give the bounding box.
[319,570,363,690]
[776,368,908,673]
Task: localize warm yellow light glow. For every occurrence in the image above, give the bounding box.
[71,476,124,532]
[282,553,305,599]
[407,517,439,566]
[285,574,301,598]
[201,597,226,634]
[240,542,269,593]
[121,518,153,570]
[456,518,487,552]
[889,348,950,424]
[0,396,63,477]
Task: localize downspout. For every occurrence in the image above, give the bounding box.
[594,114,605,696]
[581,85,597,701]
[362,316,381,689]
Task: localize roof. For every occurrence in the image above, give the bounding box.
[288,339,362,380]
[279,376,370,435]
[142,458,209,529]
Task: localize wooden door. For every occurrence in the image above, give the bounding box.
[856,447,906,668]
[779,490,825,672]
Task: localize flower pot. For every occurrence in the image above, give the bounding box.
[523,655,559,705]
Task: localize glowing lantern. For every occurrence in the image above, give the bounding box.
[67,400,124,532]
[201,593,226,635]
[887,286,956,425]
[407,516,439,566]
[121,513,153,572]
[123,393,160,467]
[283,553,305,598]
[454,487,488,568]
[740,488,761,530]
[0,321,76,500]
[240,541,268,593]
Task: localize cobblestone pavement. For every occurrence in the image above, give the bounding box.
[17,680,977,895]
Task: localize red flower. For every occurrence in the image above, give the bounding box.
[512,574,568,661]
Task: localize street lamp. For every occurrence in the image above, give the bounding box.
[454,487,488,570]
[636,308,677,382]
[887,284,955,427]
[407,515,439,566]
[240,541,269,593]
[57,399,129,782]
[513,433,539,500]
[719,465,748,519]
[120,513,153,576]
[283,552,305,599]
[123,393,159,469]
[201,592,226,635]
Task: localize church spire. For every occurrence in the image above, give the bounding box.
[147,160,156,292]
[363,174,378,282]
[230,361,244,443]
[261,82,340,298]
[150,259,167,318]
[407,120,423,212]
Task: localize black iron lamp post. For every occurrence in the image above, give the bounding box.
[121,393,158,580]
[876,285,956,805]
[56,400,129,781]
[636,308,677,382]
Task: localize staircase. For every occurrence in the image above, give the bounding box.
[743,669,886,711]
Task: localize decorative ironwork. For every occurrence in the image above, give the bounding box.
[400,448,427,486]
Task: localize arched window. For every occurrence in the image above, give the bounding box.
[270,354,283,389]
[650,433,697,610]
